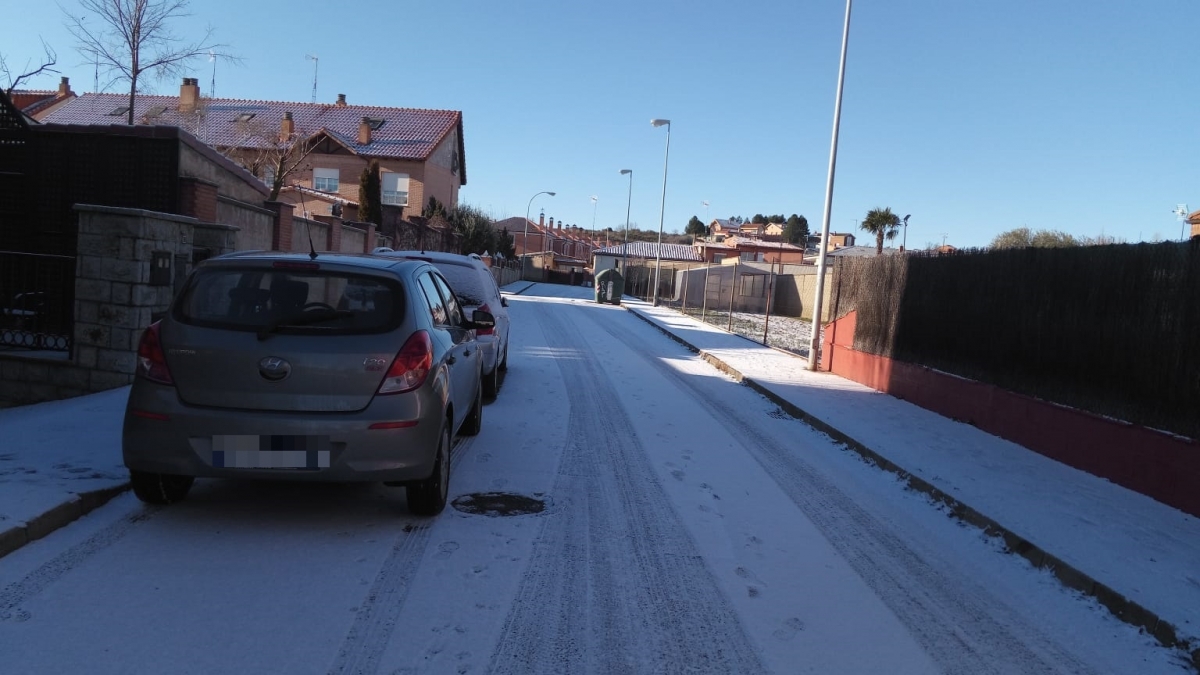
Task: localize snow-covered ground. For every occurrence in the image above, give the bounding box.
[0,282,1193,673]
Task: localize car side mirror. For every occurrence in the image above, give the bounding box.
[500,296,508,307]
[471,309,496,330]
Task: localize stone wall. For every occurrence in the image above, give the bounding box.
[0,205,197,407]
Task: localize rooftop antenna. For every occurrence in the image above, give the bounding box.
[1173,203,1189,241]
[208,50,217,98]
[305,54,318,103]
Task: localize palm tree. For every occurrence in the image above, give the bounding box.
[861,207,901,255]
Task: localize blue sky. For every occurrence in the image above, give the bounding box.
[7,0,1200,248]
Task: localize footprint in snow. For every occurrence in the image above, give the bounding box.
[670,470,685,481]
[435,541,460,559]
[772,617,806,641]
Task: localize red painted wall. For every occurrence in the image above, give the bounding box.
[822,310,1200,518]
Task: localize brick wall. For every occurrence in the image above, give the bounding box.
[178,177,218,222]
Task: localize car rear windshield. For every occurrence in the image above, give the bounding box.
[174,266,403,334]
[428,262,489,307]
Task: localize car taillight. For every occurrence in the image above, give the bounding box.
[476,303,494,336]
[135,321,174,385]
[378,330,433,394]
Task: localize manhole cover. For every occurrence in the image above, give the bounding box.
[452,492,547,517]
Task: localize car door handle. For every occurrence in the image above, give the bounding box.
[446,355,456,365]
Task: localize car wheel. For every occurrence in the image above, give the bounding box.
[129,470,194,505]
[407,419,451,516]
[461,380,483,436]
[482,363,500,399]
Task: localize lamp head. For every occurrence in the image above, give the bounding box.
[903,214,910,223]
[651,119,671,127]
[620,169,632,175]
[547,192,556,197]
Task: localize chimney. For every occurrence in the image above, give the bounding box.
[280,111,294,141]
[549,217,554,229]
[539,212,544,227]
[358,116,371,145]
[336,93,347,106]
[57,76,73,98]
[179,77,200,113]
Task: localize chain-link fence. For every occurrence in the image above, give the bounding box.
[619,259,831,358]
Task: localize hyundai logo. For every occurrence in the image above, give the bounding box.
[258,356,292,381]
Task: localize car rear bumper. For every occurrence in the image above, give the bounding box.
[122,382,444,483]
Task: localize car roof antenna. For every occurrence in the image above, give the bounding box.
[308,230,318,260]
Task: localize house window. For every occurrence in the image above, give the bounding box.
[382,172,409,206]
[314,168,339,192]
[262,164,276,187]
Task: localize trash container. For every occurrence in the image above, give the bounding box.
[594,268,624,305]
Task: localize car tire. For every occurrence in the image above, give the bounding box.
[482,363,500,399]
[407,419,451,516]
[498,344,508,372]
[461,380,483,436]
[129,470,194,505]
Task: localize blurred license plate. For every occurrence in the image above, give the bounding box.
[211,435,330,470]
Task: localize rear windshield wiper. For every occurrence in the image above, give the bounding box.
[257,309,353,341]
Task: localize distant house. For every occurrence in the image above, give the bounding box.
[807,232,856,252]
[695,237,806,264]
[764,222,784,237]
[11,76,77,121]
[709,219,765,239]
[40,78,466,221]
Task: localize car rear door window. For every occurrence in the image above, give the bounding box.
[431,273,465,327]
[416,272,449,326]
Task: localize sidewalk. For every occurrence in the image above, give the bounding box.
[2,287,1197,667]
[620,298,1200,669]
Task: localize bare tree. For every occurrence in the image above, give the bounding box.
[64,0,226,125]
[1,39,59,97]
[222,116,321,201]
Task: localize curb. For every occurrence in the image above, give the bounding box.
[624,306,1200,671]
[0,483,130,561]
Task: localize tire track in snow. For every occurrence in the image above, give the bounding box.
[589,309,1096,675]
[487,308,764,674]
[0,507,159,622]
[328,437,477,675]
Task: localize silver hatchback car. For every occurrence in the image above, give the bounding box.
[122,251,491,515]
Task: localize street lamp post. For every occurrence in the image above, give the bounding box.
[590,195,599,240]
[651,118,672,306]
[620,169,633,276]
[524,191,555,275]
[807,0,853,371]
[902,214,911,252]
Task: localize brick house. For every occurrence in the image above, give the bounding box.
[39,79,466,222]
[709,218,765,239]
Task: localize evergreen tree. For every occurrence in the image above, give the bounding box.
[685,215,707,236]
[782,214,809,245]
[358,160,382,225]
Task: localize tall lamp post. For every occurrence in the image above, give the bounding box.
[620,169,633,275]
[590,195,599,240]
[807,0,853,371]
[901,214,911,251]
[650,118,672,306]
[524,190,555,271]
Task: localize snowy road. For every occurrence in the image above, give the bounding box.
[0,284,1185,674]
